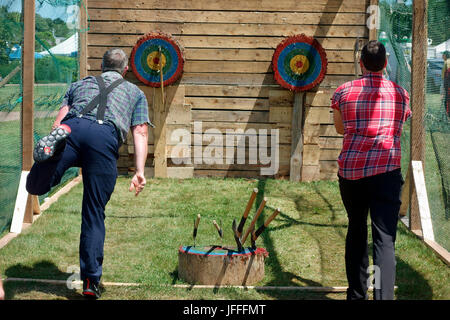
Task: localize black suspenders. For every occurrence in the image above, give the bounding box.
[79,75,126,124]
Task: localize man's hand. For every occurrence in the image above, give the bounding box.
[129,172,146,196]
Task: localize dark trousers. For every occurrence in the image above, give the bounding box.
[338,169,403,300]
[26,117,119,284]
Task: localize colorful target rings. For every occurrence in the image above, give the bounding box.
[272,34,327,92]
[130,32,184,87]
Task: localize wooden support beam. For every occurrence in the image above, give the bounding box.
[409,0,428,231]
[79,0,88,79]
[290,92,304,182]
[368,0,379,41]
[21,0,35,224]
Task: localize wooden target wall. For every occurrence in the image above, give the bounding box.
[85,0,370,180]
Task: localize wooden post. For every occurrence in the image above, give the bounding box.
[153,87,168,178]
[290,92,304,181]
[409,0,428,232]
[21,0,35,224]
[369,0,379,41]
[78,0,88,79]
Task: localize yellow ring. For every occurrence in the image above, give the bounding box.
[290,55,309,75]
[147,51,167,70]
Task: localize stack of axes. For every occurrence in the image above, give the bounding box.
[192,189,281,252]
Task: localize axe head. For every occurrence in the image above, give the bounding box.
[232,219,243,252]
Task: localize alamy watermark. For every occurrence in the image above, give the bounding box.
[66,265,81,290]
[367,265,381,290]
[169,121,280,176]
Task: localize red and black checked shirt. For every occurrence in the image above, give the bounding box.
[331,72,411,180]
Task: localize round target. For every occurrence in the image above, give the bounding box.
[130,32,184,87]
[272,34,327,92]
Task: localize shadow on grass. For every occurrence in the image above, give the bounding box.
[3,260,87,300]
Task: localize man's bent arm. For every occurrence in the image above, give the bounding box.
[52,105,70,129]
[130,123,148,196]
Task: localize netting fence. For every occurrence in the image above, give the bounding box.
[379,0,449,250]
[0,0,86,234]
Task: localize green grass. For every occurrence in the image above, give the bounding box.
[0,177,448,300]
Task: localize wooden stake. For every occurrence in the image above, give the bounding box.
[410,0,428,232]
[290,92,304,181]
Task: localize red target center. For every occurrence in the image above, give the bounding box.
[296,60,304,68]
[153,57,160,65]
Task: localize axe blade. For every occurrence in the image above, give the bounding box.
[232,219,243,252]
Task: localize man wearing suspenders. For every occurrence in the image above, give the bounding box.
[26,48,152,299]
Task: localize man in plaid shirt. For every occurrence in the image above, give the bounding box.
[331,41,411,300]
[26,48,152,299]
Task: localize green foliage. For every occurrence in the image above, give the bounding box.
[35,55,78,83]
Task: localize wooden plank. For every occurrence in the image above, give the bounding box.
[368,0,379,41]
[79,0,88,79]
[89,21,366,38]
[186,97,269,111]
[301,165,320,182]
[90,60,355,76]
[318,137,343,149]
[269,106,292,124]
[290,92,304,181]
[99,70,354,88]
[319,149,341,161]
[303,144,320,166]
[320,160,339,173]
[32,195,41,215]
[269,89,294,108]
[410,0,428,232]
[185,85,272,98]
[22,0,35,224]
[89,47,355,63]
[194,169,288,178]
[304,107,334,124]
[10,171,30,234]
[166,167,194,179]
[88,34,360,51]
[423,239,450,267]
[150,86,167,178]
[88,0,369,13]
[411,161,435,242]
[192,110,269,123]
[305,90,334,107]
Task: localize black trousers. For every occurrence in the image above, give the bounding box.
[338,169,403,300]
[26,117,119,284]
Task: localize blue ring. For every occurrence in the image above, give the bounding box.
[133,39,179,83]
[277,42,322,87]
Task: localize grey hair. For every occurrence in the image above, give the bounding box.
[102,48,128,73]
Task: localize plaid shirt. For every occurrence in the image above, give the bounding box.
[331,72,411,180]
[62,71,153,143]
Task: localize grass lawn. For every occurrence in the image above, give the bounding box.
[0,176,448,300]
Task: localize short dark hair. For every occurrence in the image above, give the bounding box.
[102,48,128,73]
[443,51,450,59]
[361,40,386,72]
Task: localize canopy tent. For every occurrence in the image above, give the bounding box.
[38,33,78,57]
[434,39,450,55]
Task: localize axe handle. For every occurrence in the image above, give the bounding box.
[212,220,223,238]
[193,214,201,238]
[241,197,267,245]
[253,208,280,240]
[237,188,258,236]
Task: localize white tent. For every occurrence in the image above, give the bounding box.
[39,33,78,56]
[434,39,450,55]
